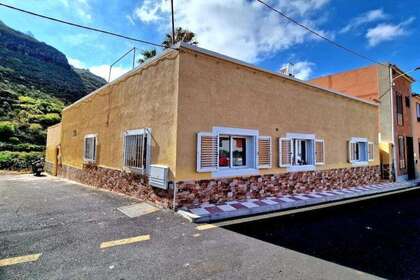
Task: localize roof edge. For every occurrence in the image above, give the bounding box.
[63,46,179,112]
[179,42,378,107]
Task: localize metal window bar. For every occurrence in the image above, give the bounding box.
[125,134,145,169]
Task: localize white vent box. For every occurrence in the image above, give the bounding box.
[149,164,169,189]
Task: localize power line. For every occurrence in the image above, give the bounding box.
[0,2,171,49]
[255,0,385,66]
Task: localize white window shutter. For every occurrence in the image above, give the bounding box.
[197,132,218,172]
[258,136,272,169]
[368,142,374,161]
[279,138,292,167]
[348,141,356,163]
[315,139,324,165]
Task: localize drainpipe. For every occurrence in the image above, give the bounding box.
[389,65,398,181]
[172,181,177,211]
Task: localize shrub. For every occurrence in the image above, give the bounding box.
[0,121,16,139]
[0,151,43,170]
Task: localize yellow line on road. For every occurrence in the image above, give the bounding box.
[196,186,420,231]
[100,234,150,249]
[0,253,41,267]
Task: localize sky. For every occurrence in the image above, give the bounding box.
[0,0,419,92]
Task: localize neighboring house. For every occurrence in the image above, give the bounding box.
[310,64,416,181]
[411,94,420,178]
[46,43,380,209]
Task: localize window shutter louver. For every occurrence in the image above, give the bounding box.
[315,139,324,165]
[258,136,272,169]
[279,138,292,167]
[197,132,218,172]
[348,141,357,163]
[368,142,374,161]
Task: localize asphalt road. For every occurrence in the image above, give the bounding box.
[1,174,384,280]
[226,187,420,279]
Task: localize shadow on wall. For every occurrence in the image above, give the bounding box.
[223,189,420,279]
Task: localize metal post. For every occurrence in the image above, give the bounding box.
[108,65,113,83]
[132,47,136,69]
[171,0,175,45]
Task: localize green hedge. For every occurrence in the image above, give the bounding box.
[0,151,43,170]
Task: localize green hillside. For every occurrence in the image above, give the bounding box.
[0,21,106,170]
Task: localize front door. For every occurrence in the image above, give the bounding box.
[406,136,416,180]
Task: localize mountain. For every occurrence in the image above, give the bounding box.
[0,20,106,103]
[0,21,106,170]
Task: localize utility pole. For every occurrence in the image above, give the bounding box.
[171,0,175,45]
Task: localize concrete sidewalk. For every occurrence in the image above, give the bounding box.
[178,180,418,223]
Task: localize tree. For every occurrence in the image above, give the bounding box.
[138,49,157,64]
[138,27,198,64]
[162,27,198,48]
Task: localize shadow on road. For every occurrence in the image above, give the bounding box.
[223,189,420,279]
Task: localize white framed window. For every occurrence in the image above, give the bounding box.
[197,127,270,176]
[348,137,370,165]
[84,134,97,163]
[279,133,323,172]
[123,128,151,173]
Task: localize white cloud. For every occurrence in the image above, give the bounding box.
[68,58,85,68]
[366,17,415,47]
[281,61,315,80]
[134,0,330,63]
[90,65,130,82]
[340,9,387,33]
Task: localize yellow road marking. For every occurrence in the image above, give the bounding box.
[0,253,41,267]
[196,224,217,231]
[100,234,150,249]
[196,186,420,230]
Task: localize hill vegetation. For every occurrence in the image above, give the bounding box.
[0,21,106,170]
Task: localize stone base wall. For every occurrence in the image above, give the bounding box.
[58,164,173,208]
[175,166,382,208]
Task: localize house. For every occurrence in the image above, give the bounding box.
[411,94,420,178]
[310,64,416,181]
[45,43,380,209]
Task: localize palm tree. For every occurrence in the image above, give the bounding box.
[162,27,198,48]
[138,49,156,64]
[138,27,198,64]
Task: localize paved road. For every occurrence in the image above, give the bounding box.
[0,175,380,280]
[226,187,420,279]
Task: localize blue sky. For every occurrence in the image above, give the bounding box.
[0,0,419,92]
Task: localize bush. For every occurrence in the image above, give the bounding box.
[32,113,61,126]
[0,142,44,152]
[0,151,43,169]
[0,121,16,139]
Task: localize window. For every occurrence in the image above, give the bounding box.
[197,127,272,175]
[416,103,420,122]
[279,133,324,171]
[398,135,406,169]
[348,138,372,164]
[123,128,151,172]
[84,134,97,162]
[218,136,247,168]
[396,94,404,126]
[405,96,410,107]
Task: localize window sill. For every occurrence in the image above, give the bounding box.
[212,168,259,178]
[287,165,315,172]
[351,161,369,166]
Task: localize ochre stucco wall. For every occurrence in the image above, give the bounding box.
[175,48,379,181]
[45,123,62,166]
[60,51,180,178]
